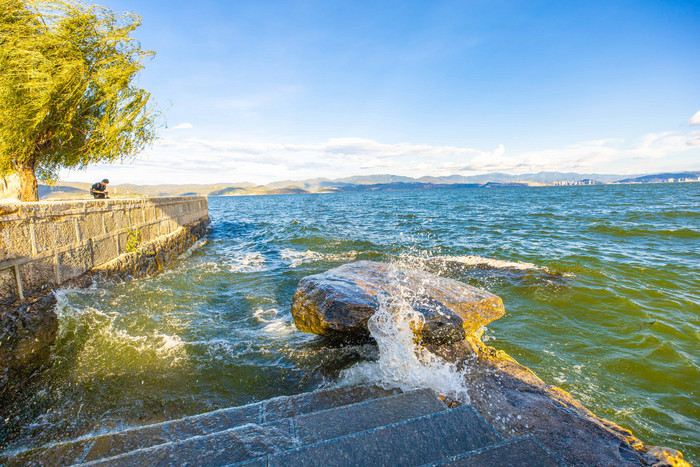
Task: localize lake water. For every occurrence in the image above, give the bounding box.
[2,183,698,462]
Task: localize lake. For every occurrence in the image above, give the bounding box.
[2,183,698,462]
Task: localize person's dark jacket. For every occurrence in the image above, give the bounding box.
[91,182,107,199]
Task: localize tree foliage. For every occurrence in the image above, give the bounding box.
[0,0,157,201]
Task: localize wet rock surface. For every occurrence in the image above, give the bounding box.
[291,261,504,345]
[0,292,58,396]
[426,338,690,466]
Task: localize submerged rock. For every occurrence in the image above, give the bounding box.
[291,261,504,344]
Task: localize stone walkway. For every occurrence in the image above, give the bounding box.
[2,385,558,466]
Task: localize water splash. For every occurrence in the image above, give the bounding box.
[340,274,470,404]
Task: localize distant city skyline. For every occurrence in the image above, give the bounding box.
[61,0,700,185]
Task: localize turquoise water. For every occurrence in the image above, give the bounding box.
[2,183,699,462]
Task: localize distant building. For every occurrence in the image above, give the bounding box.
[553,179,603,186]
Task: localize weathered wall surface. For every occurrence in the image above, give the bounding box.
[0,197,208,302]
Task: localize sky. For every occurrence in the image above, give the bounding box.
[61,0,700,185]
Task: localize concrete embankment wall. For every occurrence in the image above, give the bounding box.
[0,197,208,302]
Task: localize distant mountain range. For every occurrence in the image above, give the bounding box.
[614,171,700,184]
[39,170,700,200]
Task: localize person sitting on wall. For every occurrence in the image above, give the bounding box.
[90,179,110,199]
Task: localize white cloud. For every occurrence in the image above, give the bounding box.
[689,110,700,126]
[170,123,193,130]
[60,126,700,185]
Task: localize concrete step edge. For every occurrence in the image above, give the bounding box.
[295,387,445,420]
[268,404,504,465]
[420,435,562,467]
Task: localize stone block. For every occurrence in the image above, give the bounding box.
[295,389,446,445]
[102,211,117,234]
[19,259,56,295]
[0,268,17,300]
[88,419,295,466]
[81,403,262,463]
[426,435,560,467]
[34,217,78,252]
[0,222,32,259]
[268,405,502,467]
[82,212,105,238]
[92,236,119,267]
[111,209,129,231]
[140,223,156,243]
[290,385,400,417]
[261,384,400,423]
[160,219,172,236]
[144,205,157,223]
[59,245,93,281]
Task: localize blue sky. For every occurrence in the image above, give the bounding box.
[63,0,700,184]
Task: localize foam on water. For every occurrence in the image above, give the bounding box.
[227,252,266,272]
[340,270,471,404]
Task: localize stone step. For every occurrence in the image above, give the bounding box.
[422,436,561,467]
[83,419,295,467]
[266,405,503,467]
[81,388,447,466]
[294,387,447,445]
[3,384,398,466]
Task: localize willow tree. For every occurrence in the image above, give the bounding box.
[0,0,156,201]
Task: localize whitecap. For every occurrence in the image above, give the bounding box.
[280,249,323,268]
[436,255,541,271]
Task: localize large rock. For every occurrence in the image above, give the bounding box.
[291,261,504,345]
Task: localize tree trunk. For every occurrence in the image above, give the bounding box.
[18,158,38,202]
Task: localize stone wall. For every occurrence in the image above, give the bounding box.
[0,197,208,303]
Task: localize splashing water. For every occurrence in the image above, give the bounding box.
[340,270,471,404]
